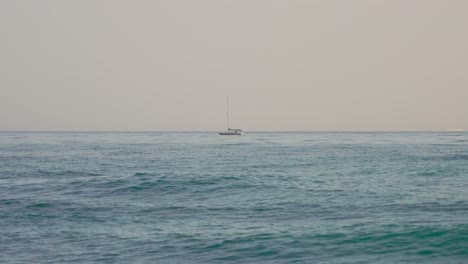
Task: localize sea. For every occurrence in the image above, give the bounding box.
[1,132,467,264]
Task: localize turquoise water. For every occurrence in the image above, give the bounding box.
[1,132,467,263]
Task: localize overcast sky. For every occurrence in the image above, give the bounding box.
[1,0,467,131]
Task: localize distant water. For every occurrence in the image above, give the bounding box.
[1,132,468,264]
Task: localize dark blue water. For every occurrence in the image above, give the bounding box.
[1,132,468,263]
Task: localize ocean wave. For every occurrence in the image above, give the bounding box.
[2,132,468,263]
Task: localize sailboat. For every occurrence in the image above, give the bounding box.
[219,96,244,135]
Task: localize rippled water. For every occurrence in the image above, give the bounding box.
[1,132,468,263]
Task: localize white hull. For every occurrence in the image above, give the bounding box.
[219,131,244,136]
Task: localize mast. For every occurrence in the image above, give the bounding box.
[226,96,230,130]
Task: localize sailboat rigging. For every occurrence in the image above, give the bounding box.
[219,96,243,135]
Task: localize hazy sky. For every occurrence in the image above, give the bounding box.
[1,0,467,131]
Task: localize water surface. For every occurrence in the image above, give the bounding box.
[1,132,467,263]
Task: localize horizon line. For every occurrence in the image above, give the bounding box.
[0,130,466,133]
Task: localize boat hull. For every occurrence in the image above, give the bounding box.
[219,132,244,135]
